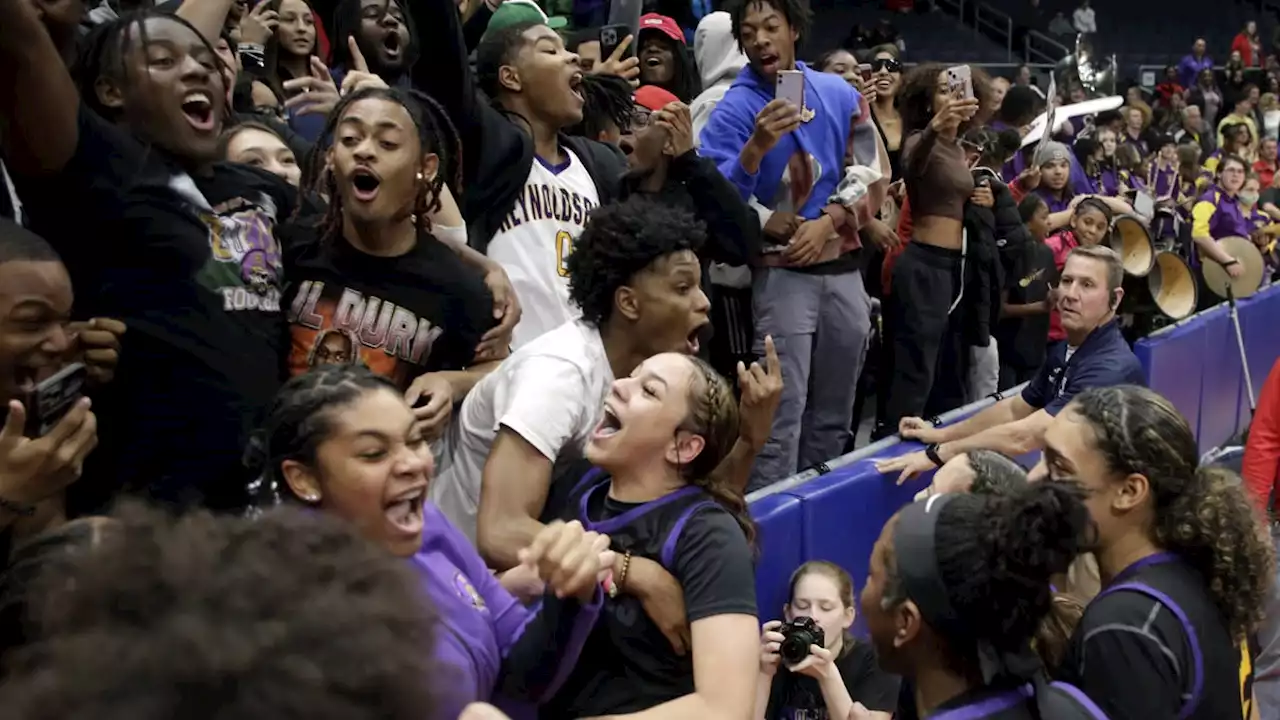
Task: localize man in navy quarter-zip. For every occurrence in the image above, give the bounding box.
[877,245,1144,483]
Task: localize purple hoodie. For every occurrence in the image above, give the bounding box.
[412,502,603,720]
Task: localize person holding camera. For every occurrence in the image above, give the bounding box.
[755,561,899,720]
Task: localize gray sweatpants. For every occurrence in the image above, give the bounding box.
[747,267,872,491]
[1255,526,1280,717]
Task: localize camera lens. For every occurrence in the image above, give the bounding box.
[780,634,811,664]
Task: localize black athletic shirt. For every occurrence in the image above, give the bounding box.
[12,105,294,512]
[766,640,900,719]
[1055,552,1245,720]
[542,472,757,718]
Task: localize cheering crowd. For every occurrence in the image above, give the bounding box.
[0,0,1279,715]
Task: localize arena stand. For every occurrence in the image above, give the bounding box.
[747,283,1280,630]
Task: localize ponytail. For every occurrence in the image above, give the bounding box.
[1155,465,1274,638]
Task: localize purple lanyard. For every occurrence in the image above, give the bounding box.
[1111,551,1179,585]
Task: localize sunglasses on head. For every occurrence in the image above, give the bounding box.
[870,57,901,73]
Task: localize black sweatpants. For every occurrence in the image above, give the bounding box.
[879,241,969,433]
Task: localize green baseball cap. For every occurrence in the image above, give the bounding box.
[483,0,568,42]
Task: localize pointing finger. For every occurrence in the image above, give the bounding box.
[348,36,370,73]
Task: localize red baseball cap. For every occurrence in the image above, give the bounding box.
[634,84,680,111]
[639,13,685,44]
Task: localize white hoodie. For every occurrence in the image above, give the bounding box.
[690,12,748,144]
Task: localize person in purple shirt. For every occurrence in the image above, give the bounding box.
[1178,38,1214,91]
[246,365,609,720]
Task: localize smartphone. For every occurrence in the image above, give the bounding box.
[23,363,86,438]
[776,69,805,109]
[605,0,643,48]
[599,24,631,60]
[945,64,974,100]
[858,63,873,83]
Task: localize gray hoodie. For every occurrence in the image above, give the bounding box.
[691,12,748,144]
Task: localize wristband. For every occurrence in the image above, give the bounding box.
[617,550,633,592]
[0,495,36,516]
[1223,258,1240,267]
[924,443,945,468]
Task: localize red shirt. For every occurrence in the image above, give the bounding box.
[1244,358,1280,514]
[1044,229,1080,342]
[1254,159,1277,189]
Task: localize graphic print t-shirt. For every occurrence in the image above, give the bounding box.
[486,149,599,349]
[282,229,494,387]
[11,106,294,511]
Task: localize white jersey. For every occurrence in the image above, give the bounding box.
[487,149,598,349]
[429,319,614,544]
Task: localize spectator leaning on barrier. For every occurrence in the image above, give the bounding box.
[875,245,1145,484]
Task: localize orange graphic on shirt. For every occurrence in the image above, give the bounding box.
[287,279,445,388]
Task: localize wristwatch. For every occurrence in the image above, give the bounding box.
[924,443,945,468]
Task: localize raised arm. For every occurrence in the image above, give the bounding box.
[175,0,237,44]
[476,356,588,570]
[406,0,478,144]
[0,0,79,175]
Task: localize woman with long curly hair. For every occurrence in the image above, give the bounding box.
[1038,385,1275,719]
[877,63,990,433]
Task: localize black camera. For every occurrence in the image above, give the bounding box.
[779,616,823,665]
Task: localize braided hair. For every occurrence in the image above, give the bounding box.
[1066,385,1275,639]
[679,356,754,547]
[566,73,634,141]
[300,85,461,243]
[75,11,226,125]
[244,365,400,504]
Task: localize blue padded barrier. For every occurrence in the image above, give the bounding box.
[1194,305,1245,452]
[748,492,806,621]
[1241,284,1280,417]
[1134,317,1208,449]
[747,285,1280,630]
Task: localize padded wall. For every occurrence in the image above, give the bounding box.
[748,284,1280,628]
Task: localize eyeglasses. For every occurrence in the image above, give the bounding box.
[870,57,902,74]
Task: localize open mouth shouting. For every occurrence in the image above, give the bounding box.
[685,318,708,355]
[592,402,623,441]
[384,483,426,536]
[569,71,585,105]
[181,91,217,132]
[756,52,780,74]
[349,166,382,203]
[381,29,403,60]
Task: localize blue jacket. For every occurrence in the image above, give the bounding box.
[1022,319,1145,416]
[413,502,602,720]
[698,62,866,220]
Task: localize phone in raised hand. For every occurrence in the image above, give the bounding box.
[22,363,86,438]
[776,69,805,110]
[599,24,632,60]
[945,64,974,101]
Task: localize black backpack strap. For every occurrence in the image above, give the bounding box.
[1095,581,1204,719]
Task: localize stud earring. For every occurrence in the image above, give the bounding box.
[416,171,424,182]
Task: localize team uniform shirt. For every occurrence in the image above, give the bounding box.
[487,151,599,349]
[894,681,1107,720]
[1021,319,1145,416]
[766,641,899,719]
[429,319,614,544]
[413,502,602,720]
[542,470,758,718]
[280,228,493,388]
[1056,553,1248,720]
[11,106,294,512]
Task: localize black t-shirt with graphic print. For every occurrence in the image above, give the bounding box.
[995,240,1054,372]
[766,640,900,720]
[11,105,294,513]
[279,225,494,387]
